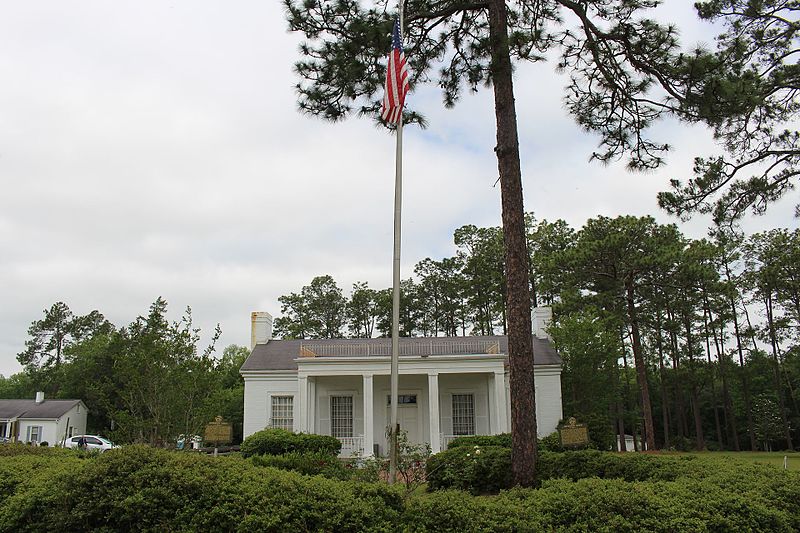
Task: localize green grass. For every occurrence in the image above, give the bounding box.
[665,451,800,471]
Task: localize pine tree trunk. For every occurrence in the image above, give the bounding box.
[666,306,688,440]
[765,293,794,450]
[487,0,537,486]
[656,312,671,449]
[625,280,656,451]
[710,308,740,451]
[684,315,705,451]
[702,306,724,448]
[724,262,757,450]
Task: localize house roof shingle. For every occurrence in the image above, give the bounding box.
[0,399,83,420]
[241,335,562,372]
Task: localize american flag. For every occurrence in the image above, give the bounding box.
[381,19,409,125]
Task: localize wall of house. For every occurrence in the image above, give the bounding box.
[504,367,563,438]
[243,366,564,445]
[17,419,57,445]
[55,404,88,444]
[437,373,492,438]
[243,374,298,438]
[17,404,87,446]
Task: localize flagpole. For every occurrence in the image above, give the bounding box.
[388,5,405,486]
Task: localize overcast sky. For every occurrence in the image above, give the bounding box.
[1,1,797,378]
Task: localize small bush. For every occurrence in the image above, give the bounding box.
[251,451,378,481]
[447,433,511,449]
[426,445,511,494]
[240,428,341,458]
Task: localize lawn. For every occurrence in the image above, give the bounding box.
[666,450,800,471]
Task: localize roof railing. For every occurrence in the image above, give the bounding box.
[299,339,501,358]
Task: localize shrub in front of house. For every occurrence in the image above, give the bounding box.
[446,433,512,449]
[445,431,571,452]
[0,445,402,532]
[251,451,379,482]
[239,428,341,458]
[407,476,796,532]
[426,445,511,494]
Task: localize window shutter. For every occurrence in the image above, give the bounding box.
[318,394,330,435]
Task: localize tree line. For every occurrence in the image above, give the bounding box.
[2,299,248,445]
[274,215,800,452]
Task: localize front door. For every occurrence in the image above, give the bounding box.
[387,394,422,445]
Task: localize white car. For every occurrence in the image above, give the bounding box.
[65,435,117,452]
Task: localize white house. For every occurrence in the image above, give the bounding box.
[241,308,563,457]
[0,392,88,445]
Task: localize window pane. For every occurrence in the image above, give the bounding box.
[330,396,353,438]
[452,394,475,435]
[271,396,294,431]
[386,394,417,405]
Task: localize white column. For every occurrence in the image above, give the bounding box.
[297,375,308,432]
[308,377,316,433]
[494,370,508,434]
[363,374,374,457]
[428,373,441,453]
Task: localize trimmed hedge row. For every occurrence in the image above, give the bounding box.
[251,451,378,482]
[408,477,798,532]
[239,428,341,458]
[2,445,798,532]
[447,431,569,452]
[0,445,401,532]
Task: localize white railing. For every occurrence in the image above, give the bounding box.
[301,339,500,358]
[441,434,475,449]
[337,435,365,457]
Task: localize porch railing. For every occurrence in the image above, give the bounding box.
[337,435,365,457]
[440,434,475,450]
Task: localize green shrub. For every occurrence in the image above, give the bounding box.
[251,451,378,481]
[426,445,511,494]
[537,432,563,452]
[239,428,341,458]
[447,433,512,449]
[0,445,401,532]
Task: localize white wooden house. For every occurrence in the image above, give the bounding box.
[0,392,88,445]
[241,308,563,457]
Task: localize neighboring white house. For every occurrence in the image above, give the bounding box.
[241,308,564,457]
[0,392,88,445]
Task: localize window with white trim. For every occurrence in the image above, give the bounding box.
[26,425,43,443]
[330,396,353,438]
[270,396,294,431]
[452,394,475,435]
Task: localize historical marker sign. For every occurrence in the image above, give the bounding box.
[204,416,232,445]
[559,417,589,447]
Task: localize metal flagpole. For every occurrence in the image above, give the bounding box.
[388,4,405,486]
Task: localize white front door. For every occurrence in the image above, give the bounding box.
[386,393,422,445]
[398,405,420,444]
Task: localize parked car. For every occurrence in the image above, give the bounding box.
[65,435,117,452]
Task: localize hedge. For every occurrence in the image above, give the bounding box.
[2,445,798,532]
[251,451,379,482]
[407,477,797,532]
[239,428,341,458]
[0,445,402,532]
[446,431,568,452]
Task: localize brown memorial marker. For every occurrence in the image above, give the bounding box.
[205,416,232,455]
[559,417,589,448]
